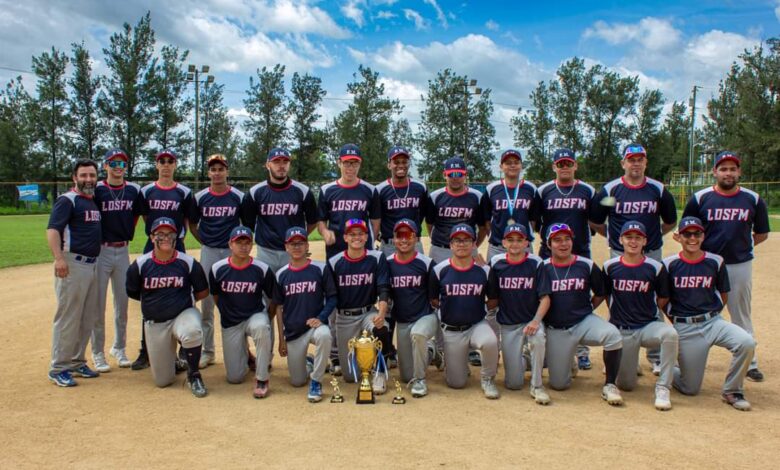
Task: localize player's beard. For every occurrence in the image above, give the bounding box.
[717,178,738,191]
[77,181,95,196]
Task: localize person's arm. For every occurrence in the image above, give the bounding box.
[523,295,550,336]
[754,233,768,245]
[46,229,68,278]
[188,220,202,244]
[661,222,676,235]
[656,297,669,312]
[591,295,605,309]
[317,221,336,246]
[660,188,677,235]
[194,289,209,301]
[274,303,287,356]
[476,223,489,247]
[589,221,607,237]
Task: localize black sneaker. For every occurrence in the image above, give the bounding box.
[468,351,482,367]
[746,368,764,382]
[329,358,342,376]
[188,375,208,398]
[131,349,149,371]
[175,358,188,374]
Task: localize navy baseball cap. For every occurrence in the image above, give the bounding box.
[151,217,177,233]
[450,223,476,240]
[104,148,128,162]
[267,147,291,161]
[678,216,705,233]
[503,224,528,239]
[622,144,647,160]
[714,151,740,168]
[387,146,410,161]
[500,149,522,163]
[207,154,228,168]
[285,226,308,243]
[156,149,178,161]
[229,226,252,242]
[393,218,418,234]
[547,223,574,240]
[344,218,368,233]
[444,157,467,175]
[339,144,361,161]
[620,221,647,237]
[552,148,575,163]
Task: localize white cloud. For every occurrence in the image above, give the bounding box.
[776,0,780,21]
[485,20,499,31]
[423,0,448,28]
[502,31,520,45]
[403,9,429,31]
[341,0,366,28]
[346,46,367,62]
[583,17,681,51]
[376,10,396,20]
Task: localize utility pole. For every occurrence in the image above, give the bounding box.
[687,85,700,194]
[187,65,214,184]
[462,79,482,162]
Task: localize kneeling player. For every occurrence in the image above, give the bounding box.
[542,223,625,406]
[603,221,678,411]
[663,217,755,411]
[273,227,334,403]
[126,217,209,397]
[430,224,500,399]
[487,224,551,405]
[209,226,277,398]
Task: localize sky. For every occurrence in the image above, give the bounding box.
[0,0,777,154]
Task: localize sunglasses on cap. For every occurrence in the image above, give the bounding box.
[107,160,126,169]
[624,145,646,155]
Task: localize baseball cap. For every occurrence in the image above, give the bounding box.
[339,144,361,161]
[450,223,476,240]
[503,224,528,239]
[678,216,705,233]
[393,218,418,234]
[344,218,368,233]
[229,226,252,242]
[207,154,228,168]
[285,226,308,243]
[552,148,575,163]
[622,144,647,160]
[500,149,522,163]
[104,148,128,162]
[443,156,467,176]
[547,223,574,240]
[267,147,291,162]
[156,149,178,161]
[620,221,647,237]
[387,146,410,161]
[714,151,740,168]
[151,217,177,233]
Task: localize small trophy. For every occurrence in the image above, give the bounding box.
[330,377,344,403]
[392,378,406,405]
[348,330,383,404]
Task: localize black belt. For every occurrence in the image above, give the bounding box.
[441,323,473,332]
[669,312,719,324]
[339,306,373,316]
[546,323,579,330]
[102,241,128,247]
[73,255,97,264]
[432,242,449,249]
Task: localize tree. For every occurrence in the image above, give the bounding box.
[656,101,690,181]
[198,81,239,170]
[243,64,288,179]
[0,77,41,185]
[550,58,587,155]
[511,81,554,182]
[633,89,666,180]
[68,42,103,162]
[288,72,329,182]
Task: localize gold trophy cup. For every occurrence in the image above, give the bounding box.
[348,330,383,404]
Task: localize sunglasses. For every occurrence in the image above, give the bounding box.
[107,160,127,168]
[555,161,574,168]
[447,171,465,178]
[158,158,176,165]
[625,146,646,155]
[680,231,704,239]
[549,223,571,232]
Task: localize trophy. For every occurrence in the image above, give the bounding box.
[348,330,384,404]
[330,377,344,403]
[392,378,406,405]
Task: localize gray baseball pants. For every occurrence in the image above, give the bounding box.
[442,320,499,389]
[198,245,231,356]
[286,325,332,386]
[222,311,271,384]
[144,307,202,387]
[725,261,758,370]
[395,313,438,383]
[92,244,130,355]
[616,321,678,391]
[500,323,546,390]
[336,308,387,383]
[257,246,290,360]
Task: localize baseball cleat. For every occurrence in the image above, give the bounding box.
[93,352,111,373]
[187,375,208,398]
[73,364,100,378]
[530,387,551,405]
[253,380,270,399]
[198,352,215,369]
[110,347,132,368]
[307,380,323,403]
[652,362,661,376]
[373,374,387,395]
[481,377,500,399]
[131,349,149,371]
[468,351,482,367]
[387,355,398,369]
[429,347,444,371]
[329,358,342,376]
[577,355,592,370]
[722,393,751,411]
[48,370,77,387]
[410,379,428,398]
[174,358,188,374]
[654,385,672,411]
[746,369,764,382]
[601,384,624,406]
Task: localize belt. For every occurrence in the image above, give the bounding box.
[339,306,373,316]
[102,241,128,247]
[441,323,473,332]
[669,312,719,324]
[432,242,449,249]
[73,255,97,264]
[546,323,579,330]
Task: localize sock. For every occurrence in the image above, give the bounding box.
[603,348,622,385]
[373,326,394,358]
[182,345,202,379]
[140,320,147,353]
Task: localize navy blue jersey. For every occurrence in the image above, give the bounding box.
[94,180,142,242]
[683,187,770,264]
[486,254,551,325]
[535,180,595,258]
[542,256,605,328]
[663,252,730,318]
[426,187,486,248]
[323,250,390,309]
[317,180,381,258]
[376,178,428,241]
[140,182,195,239]
[47,190,102,258]
[483,179,539,245]
[126,251,208,322]
[430,260,489,327]
[209,257,276,328]
[192,186,245,248]
[603,256,670,328]
[273,261,327,341]
[591,177,677,251]
[243,180,317,251]
[387,252,433,323]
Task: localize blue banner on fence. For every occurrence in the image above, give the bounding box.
[17,184,39,202]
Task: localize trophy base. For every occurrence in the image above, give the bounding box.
[392,396,406,405]
[356,388,375,404]
[331,396,344,403]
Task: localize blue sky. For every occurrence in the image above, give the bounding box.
[1,0,777,151]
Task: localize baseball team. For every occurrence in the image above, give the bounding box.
[45,143,769,411]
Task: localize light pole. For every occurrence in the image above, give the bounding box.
[187,64,214,183]
[461,79,482,162]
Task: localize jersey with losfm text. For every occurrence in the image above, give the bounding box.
[243,180,317,251]
[387,252,433,323]
[209,257,276,329]
[486,253,550,325]
[541,256,605,328]
[430,260,489,327]
[376,178,428,241]
[426,187,486,248]
[48,190,102,257]
[140,182,195,239]
[324,250,390,310]
[603,256,669,328]
[663,252,730,318]
[535,180,595,258]
[192,186,246,248]
[318,180,381,257]
[483,179,538,246]
[94,180,142,243]
[273,261,327,341]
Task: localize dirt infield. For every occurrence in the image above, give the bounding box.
[1,235,778,469]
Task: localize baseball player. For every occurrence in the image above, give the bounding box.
[209,226,277,398]
[125,217,210,397]
[272,227,334,403]
[682,151,770,382]
[190,154,246,369]
[429,224,500,399]
[603,221,678,411]
[541,223,625,406]
[323,219,392,393]
[590,143,677,374]
[91,149,142,371]
[663,216,756,411]
[386,219,436,397]
[486,224,551,405]
[46,160,103,386]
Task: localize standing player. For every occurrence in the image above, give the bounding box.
[91,149,141,371]
[125,217,210,397]
[323,219,392,393]
[542,223,625,406]
[663,217,756,411]
[273,227,334,403]
[209,226,277,398]
[46,160,102,386]
[190,154,246,369]
[486,224,551,404]
[386,219,437,397]
[603,221,678,411]
[683,151,770,382]
[429,224,500,399]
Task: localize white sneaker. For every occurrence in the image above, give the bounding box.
[530,386,551,405]
[481,377,500,399]
[652,362,661,376]
[601,384,624,406]
[410,379,428,398]
[199,352,215,369]
[93,352,111,373]
[110,347,132,368]
[654,385,672,411]
[372,374,387,395]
